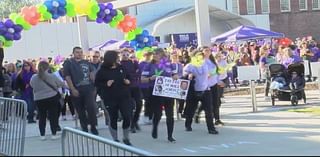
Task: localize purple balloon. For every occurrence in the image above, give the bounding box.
[104,15,112,22]
[4,19,14,28]
[110,10,117,16]
[4,32,13,40]
[106,3,113,9]
[99,4,106,10]
[13,25,23,33]
[97,11,105,18]
[96,18,104,24]
[13,33,21,40]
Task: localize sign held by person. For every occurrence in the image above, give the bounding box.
[152,76,190,100]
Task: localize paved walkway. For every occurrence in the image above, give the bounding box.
[23,90,320,156]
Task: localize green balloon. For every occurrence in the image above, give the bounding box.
[125,32,136,41]
[88,13,97,20]
[43,12,52,20]
[37,4,47,13]
[9,13,18,21]
[91,4,100,13]
[134,27,143,35]
[136,51,143,60]
[4,40,13,47]
[109,21,117,28]
[0,36,6,44]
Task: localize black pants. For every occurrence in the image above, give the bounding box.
[177,99,185,114]
[150,95,174,138]
[265,78,270,97]
[141,88,152,120]
[185,90,215,132]
[104,98,132,130]
[61,94,75,116]
[35,95,59,136]
[130,87,142,127]
[71,86,97,130]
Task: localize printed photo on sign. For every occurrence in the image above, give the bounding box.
[152,76,190,100]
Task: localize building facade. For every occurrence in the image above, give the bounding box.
[233,0,320,39]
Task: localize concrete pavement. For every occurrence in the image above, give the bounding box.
[23,90,320,156]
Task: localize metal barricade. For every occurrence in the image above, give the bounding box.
[0,97,27,156]
[62,127,156,156]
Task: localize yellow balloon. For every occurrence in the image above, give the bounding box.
[191,55,204,67]
[72,0,91,15]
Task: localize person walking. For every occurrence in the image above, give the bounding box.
[120,49,142,133]
[95,50,133,145]
[30,61,66,140]
[63,47,98,135]
[141,48,179,142]
[183,49,219,134]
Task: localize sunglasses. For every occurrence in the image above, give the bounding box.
[92,56,100,58]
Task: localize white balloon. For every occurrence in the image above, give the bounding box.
[143,38,149,43]
[8,28,15,34]
[52,1,60,8]
[104,9,111,15]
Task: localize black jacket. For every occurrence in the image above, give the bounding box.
[95,65,131,101]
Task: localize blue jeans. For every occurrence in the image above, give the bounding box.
[24,96,35,122]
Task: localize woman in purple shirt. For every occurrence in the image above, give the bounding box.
[141,48,179,142]
[183,49,219,135]
[139,51,153,124]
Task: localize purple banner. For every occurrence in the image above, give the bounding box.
[170,33,198,48]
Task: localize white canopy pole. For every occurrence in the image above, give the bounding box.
[195,0,212,47]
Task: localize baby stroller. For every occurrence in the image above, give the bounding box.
[269,63,306,106]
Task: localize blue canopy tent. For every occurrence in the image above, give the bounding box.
[211,25,284,43]
[89,40,130,51]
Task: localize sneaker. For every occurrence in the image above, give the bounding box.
[51,135,60,140]
[209,129,219,135]
[152,127,158,139]
[57,126,62,132]
[220,98,226,103]
[62,116,67,121]
[40,136,46,141]
[130,127,136,133]
[185,127,192,132]
[123,139,132,146]
[143,118,152,125]
[72,115,77,120]
[168,137,176,143]
[215,120,225,126]
[28,120,36,124]
[91,127,99,135]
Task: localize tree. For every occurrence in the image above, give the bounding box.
[0,0,42,19]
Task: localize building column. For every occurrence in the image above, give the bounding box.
[195,0,212,47]
[77,16,90,52]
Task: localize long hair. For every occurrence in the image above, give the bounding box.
[199,46,219,74]
[37,61,50,80]
[102,50,119,68]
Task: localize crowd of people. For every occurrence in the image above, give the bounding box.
[0,36,319,145]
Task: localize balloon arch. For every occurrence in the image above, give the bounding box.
[0,0,156,59]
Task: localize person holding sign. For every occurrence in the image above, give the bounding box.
[141,48,179,143]
[183,49,219,135]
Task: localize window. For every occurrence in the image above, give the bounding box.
[280,0,291,12]
[232,0,239,14]
[247,0,256,14]
[299,0,307,10]
[312,0,320,9]
[261,0,270,13]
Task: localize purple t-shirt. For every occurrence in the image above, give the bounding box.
[311,48,320,62]
[120,60,140,87]
[139,61,151,88]
[141,62,176,87]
